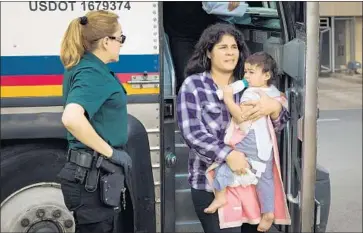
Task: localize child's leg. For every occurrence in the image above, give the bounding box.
[205,164,234,214]
[204,188,227,214]
[254,156,275,232]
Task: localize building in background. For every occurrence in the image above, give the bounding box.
[319,2,362,74]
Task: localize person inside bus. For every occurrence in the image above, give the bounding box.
[176,23,290,233]
[202,1,252,25]
[204,52,289,232]
[58,10,133,233]
[163,1,241,93]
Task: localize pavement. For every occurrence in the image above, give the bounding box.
[316,73,362,232]
[318,73,362,110]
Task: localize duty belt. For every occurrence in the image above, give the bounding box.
[67,149,99,192]
[68,150,94,168]
[67,148,128,208]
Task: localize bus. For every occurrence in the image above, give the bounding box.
[0,1,330,232]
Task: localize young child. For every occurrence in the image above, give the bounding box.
[204,52,288,232]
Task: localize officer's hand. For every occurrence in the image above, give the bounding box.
[109,149,132,173]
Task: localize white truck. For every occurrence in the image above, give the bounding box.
[1,2,330,233]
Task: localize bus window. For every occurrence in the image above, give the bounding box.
[239,2,281,30]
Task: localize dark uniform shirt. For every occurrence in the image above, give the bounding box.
[59,52,128,225]
[63,52,128,149]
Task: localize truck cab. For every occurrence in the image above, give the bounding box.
[0,2,330,233]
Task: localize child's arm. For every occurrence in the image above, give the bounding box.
[223,86,251,124]
[238,104,253,131]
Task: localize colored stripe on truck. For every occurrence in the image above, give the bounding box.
[1,54,160,97]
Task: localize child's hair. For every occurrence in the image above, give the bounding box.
[245,51,278,85]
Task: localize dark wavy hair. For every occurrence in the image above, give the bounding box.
[184,23,250,80]
[245,51,278,85]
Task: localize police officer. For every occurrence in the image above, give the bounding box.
[58,10,133,233]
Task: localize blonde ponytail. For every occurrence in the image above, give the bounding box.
[60,18,85,70]
[60,11,119,70]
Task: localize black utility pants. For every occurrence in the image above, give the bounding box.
[58,162,124,233]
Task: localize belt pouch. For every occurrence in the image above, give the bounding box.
[100,173,125,207]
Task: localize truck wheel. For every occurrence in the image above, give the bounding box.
[0,143,75,233]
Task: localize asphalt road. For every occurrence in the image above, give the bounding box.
[317,109,362,232]
[316,74,362,232]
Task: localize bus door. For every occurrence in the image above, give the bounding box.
[278,2,331,233]
[159,2,330,233]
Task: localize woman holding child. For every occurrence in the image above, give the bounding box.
[176,23,290,233]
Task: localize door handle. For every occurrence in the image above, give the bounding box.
[165,152,177,168]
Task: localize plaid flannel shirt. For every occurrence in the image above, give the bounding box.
[176,72,290,192]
